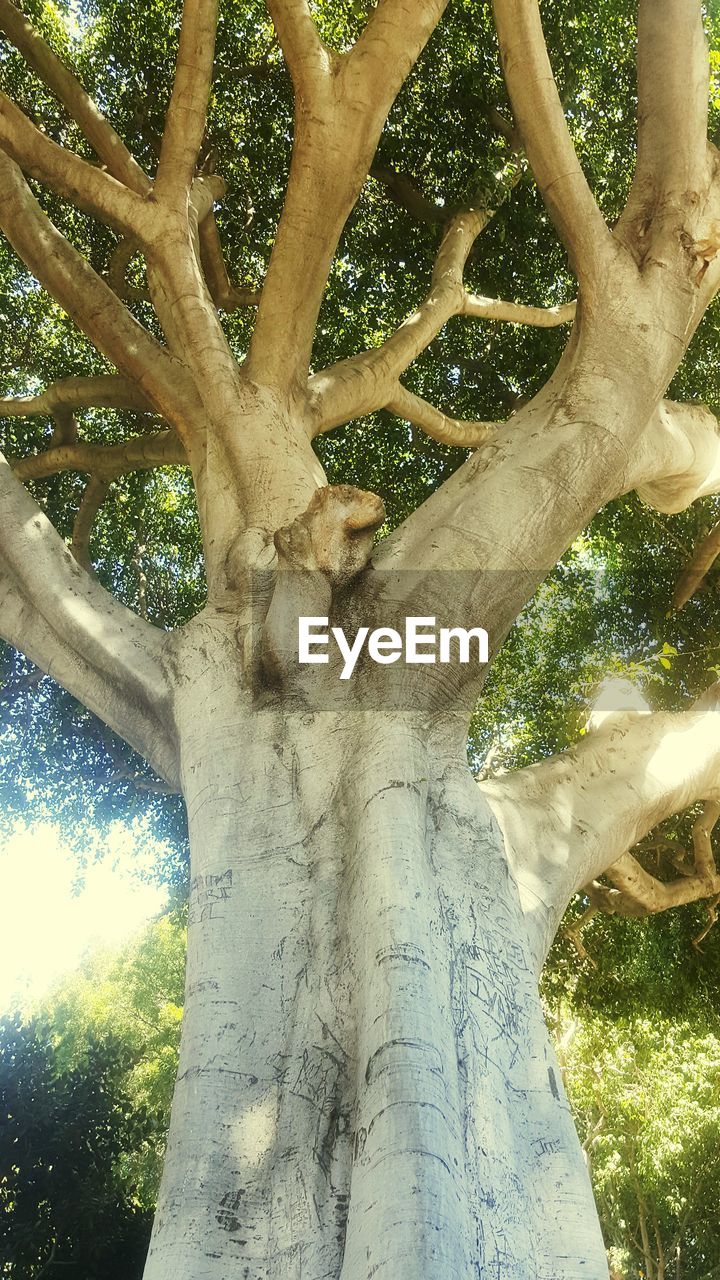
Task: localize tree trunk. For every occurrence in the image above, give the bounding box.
[143,616,608,1279]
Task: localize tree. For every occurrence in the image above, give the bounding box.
[2,0,720,1274]
[0,1014,153,1278]
[34,909,187,1210]
[561,1010,720,1280]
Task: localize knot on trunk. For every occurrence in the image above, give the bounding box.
[274,484,385,586]
[261,485,385,692]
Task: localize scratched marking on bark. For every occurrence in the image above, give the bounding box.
[270,1029,351,1189]
[533,1136,563,1157]
[216,1188,246,1235]
[188,868,233,925]
[460,928,533,1078]
[291,1044,343,1110]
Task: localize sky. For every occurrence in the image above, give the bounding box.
[0,821,168,1012]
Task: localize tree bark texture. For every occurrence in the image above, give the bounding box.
[143,622,606,1279]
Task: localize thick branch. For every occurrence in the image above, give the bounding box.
[71,474,111,571]
[248,0,448,388]
[11,430,186,483]
[370,374,720,662]
[347,0,449,105]
[616,1,711,259]
[155,0,219,203]
[145,216,247,440]
[674,518,720,610]
[0,94,147,233]
[0,374,153,420]
[0,154,201,442]
[309,209,574,434]
[636,1,709,207]
[633,400,720,514]
[0,0,150,194]
[265,0,331,95]
[107,202,253,323]
[0,450,179,786]
[491,0,612,282]
[384,384,496,450]
[482,689,720,968]
[347,375,720,756]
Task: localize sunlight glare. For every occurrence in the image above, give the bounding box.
[0,822,168,1012]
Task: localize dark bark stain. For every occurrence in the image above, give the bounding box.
[362,779,423,811]
[365,1036,443,1085]
[216,1187,247,1234]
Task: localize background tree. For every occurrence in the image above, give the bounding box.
[561,1011,720,1280]
[3,0,720,1276]
[32,909,187,1209]
[0,1014,153,1278]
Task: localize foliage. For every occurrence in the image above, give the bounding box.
[33,909,186,1207]
[560,1010,720,1280]
[0,908,187,1275]
[0,1013,152,1278]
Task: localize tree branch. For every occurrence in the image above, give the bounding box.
[198,213,260,311]
[637,1,709,210]
[1,0,250,327]
[368,378,720,681]
[155,0,219,203]
[481,687,720,968]
[71,473,111,571]
[0,374,154,421]
[0,0,150,194]
[309,209,488,431]
[0,372,155,455]
[0,450,179,787]
[347,0,449,104]
[265,0,332,95]
[10,429,186,483]
[462,295,576,327]
[0,154,202,442]
[491,0,612,283]
[309,205,574,433]
[616,1,712,262]
[370,165,447,225]
[247,0,448,388]
[633,400,720,514]
[0,93,147,233]
[383,384,497,449]
[598,802,720,917]
[106,237,150,302]
[674,518,720,609]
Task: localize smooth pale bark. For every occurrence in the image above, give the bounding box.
[143,618,607,1280]
[482,695,720,969]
